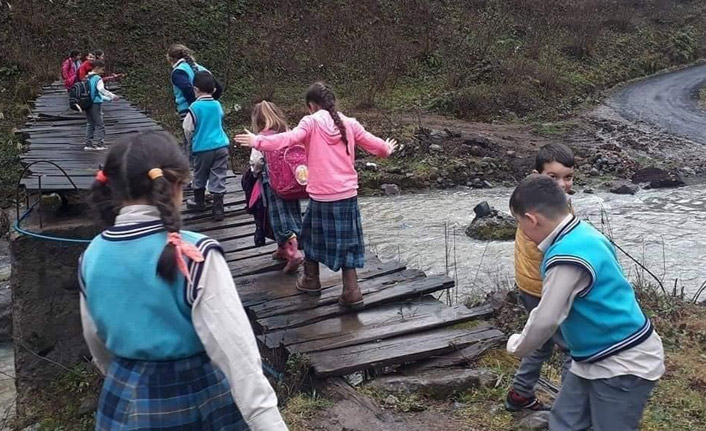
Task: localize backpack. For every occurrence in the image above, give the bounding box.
[265,145,309,200]
[68,80,92,112]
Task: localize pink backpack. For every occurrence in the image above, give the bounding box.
[266,145,309,200]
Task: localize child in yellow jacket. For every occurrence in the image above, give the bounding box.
[507,143,575,411]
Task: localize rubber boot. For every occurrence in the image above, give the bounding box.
[186,188,206,211]
[282,236,304,274]
[212,193,225,221]
[296,260,322,295]
[339,268,364,309]
[272,246,287,261]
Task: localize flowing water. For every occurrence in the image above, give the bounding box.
[359,186,706,300]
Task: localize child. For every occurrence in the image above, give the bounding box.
[79,131,287,431]
[61,49,82,90]
[84,60,119,151]
[182,71,229,221]
[235,82,397,308]
[167,44,222,120]
[249,100,304,274]
[507,174,664,431]
[507,143,575,411]
[79,50,126,82]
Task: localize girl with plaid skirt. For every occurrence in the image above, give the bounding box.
[248,101,304,274]
[235,82,397,308]
[79,132,287,431]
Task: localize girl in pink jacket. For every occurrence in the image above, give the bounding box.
[236,82,397,308]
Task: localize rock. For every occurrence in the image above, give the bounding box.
[365,162,378,171]
[387,166,403,175]
[589,167,600,177]
[632,167,685,188]
[473,201,492,218]
[380,184,400,196]
[429,144,443,152]
[466,206,517,241]
[368,368,496,400]
[384,394,400,406]
[584,188,594,194]
[610,184,639,195]
[405,172,414,178]
[21,424,41,431]
[483,180,493,188]
[506,150,517,158]
[682,167,696,176]
[469,145,484,157]
[516,411,550,430]
[471,178,484,188]
[78,396,98,416]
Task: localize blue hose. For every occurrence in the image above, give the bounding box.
[12,202,92,244]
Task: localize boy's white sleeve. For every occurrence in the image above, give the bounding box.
[96,79,117,101]
[79,295,113,375]
[507,265,590,357]
[182,111,195,143]
[249,148,265,174]
[192,251,288,431]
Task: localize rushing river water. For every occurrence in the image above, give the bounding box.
[359,186,706,300]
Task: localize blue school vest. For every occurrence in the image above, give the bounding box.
[88,75,104,104]
[79,221,223,361]
[172,61,208,113]
[541,217,652,363]
[189,97,230,154]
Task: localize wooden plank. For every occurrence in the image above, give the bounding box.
[402,336,505,374]
[250,269,426,319]
[256,274,454,331]
[286,303,497,354]
[237,258,404,306]
[260,296,442,349]
[228,253,286,277]
[307,325,505,377]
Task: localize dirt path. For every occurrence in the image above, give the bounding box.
[610,63,706,144]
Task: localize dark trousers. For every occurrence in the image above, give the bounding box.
[192,147,228,194]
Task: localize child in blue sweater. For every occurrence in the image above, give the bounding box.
[507,174,664,431]
[79,131,287,431]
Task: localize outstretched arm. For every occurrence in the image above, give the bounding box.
[349,118,397,157]
[235,116,311,152]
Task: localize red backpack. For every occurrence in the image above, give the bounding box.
[266,145,309,200]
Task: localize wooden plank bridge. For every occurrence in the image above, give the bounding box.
[17,82,505,378]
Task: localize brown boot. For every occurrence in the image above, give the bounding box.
[339,268,364,309]
[296,260,321,295]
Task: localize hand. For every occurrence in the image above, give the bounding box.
[386,138,398,154]
[234,129,257,148]
[112,95,120,101]
[506,333,522,355]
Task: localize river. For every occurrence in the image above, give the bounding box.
[359,186,706,300]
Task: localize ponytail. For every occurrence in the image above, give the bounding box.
[305,82,349,154]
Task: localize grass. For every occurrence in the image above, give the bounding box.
[280,393,332,431]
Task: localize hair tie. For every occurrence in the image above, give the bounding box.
[95,170,108,184]
[148,168,164,180]
[167,232,205,281]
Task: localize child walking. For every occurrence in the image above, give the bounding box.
[507,143,575,411]
[507,174,664,431]
[84,60,118,151]
[183,71,229,221]
[79,131,287,431]
[248,101,304,274]
[235,82,397,308]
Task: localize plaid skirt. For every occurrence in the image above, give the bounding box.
[301,196,365,272]
[97,353,248,431]
[262,178,303,245]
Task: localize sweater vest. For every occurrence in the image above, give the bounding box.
[541,217,652,362]
[172,61,208,113]
[79,221,222,361]
[189,98,230,153]
[88,75,103,104]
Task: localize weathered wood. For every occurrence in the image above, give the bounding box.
[401,336,505,374]
[307,326,505,377]
[287,303,497,354]
[256,274,454,331]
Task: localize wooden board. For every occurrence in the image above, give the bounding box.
[307,325,505,377]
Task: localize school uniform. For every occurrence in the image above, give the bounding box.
[507,215,664,431]
[183,96,229,195]
[85,72,116,149]
[79,205,287,431]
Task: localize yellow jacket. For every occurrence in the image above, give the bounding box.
[515,203,574,297]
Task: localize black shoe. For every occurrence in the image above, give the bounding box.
[187,188,207,211]
[212,193,224,221]
[504,389,551,412]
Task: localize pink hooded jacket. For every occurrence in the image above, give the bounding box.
[253,109,392,202]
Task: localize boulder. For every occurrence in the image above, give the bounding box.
[631,167,684,188]
[610,184,638,195]
[367,368,496,400]
[380,184,401,196]
[515,411,549,430]
[466,203,517,241]
[429,144,443,152]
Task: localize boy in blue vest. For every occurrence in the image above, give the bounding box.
[84,60,119,151]
[182,71,229,221]
[507,174,664,431]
